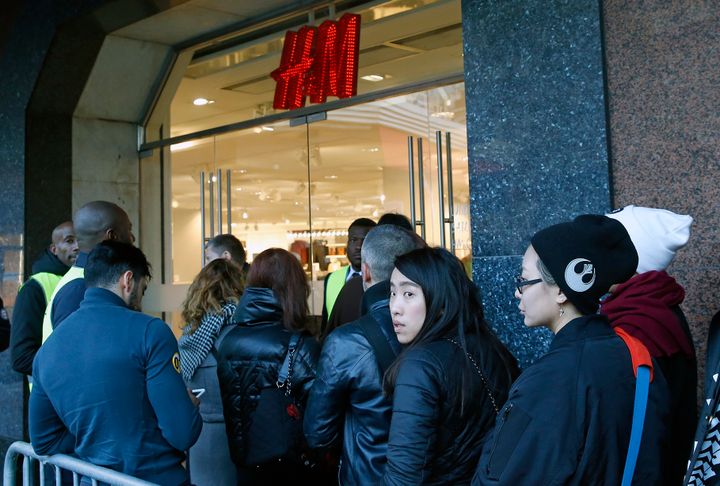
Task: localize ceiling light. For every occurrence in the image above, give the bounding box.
[262,126,274,132]
[380,194,386,203]
[242,211,249,219]
[361,74,384,82]
[253,127,263,134]
[324,175,338,180]
[171,200,179,208]
[193,98,214,106]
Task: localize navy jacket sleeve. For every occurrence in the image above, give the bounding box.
[382,352,440,486]
[303,331,349,449]
[51,279,86,328]
[10,279,45,374]
[144,318,202,451]
[29,368,75,455]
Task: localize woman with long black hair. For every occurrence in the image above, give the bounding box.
[382,246,519,485]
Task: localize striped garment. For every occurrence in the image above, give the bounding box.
[178,301,237,382]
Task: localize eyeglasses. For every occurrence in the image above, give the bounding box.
[515,276,542,294]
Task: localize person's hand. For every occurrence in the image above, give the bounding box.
[187,388,200,407]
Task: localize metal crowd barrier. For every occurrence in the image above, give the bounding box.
[3,441,157,486]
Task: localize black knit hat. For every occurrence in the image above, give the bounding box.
[530,215,638,315]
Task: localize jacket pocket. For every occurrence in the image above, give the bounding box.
[486,403,531,480]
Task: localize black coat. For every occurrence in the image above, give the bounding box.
[382,334,515,485]
[685,310,720,484]
[10,249,69,374]
[473,314,671,485]
[216,287,320,467]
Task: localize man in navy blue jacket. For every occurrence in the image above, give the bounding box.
[30,241,202,485]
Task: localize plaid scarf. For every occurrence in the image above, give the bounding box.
[178,301,236,382]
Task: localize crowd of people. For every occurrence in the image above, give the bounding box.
[5,199,719,486]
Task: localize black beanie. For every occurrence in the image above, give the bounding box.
[530,215,638,315]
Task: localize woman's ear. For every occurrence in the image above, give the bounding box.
[556,288,569,305]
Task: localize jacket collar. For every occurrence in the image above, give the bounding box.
[81,287,129,309]
[232,287,283,326]
[361,280,390,316]
[74,252,89,268]
[549,313,613,350]
[31,248,69,276]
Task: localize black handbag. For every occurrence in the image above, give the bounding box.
[244,333,305,466]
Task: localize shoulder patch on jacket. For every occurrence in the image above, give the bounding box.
[172,352,181,373]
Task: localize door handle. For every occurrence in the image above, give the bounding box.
[436,131,446,248]
[200,171,206,267]
[445,132,456,253]
[217,169,223,234]
[416,138,427,241]
[226,169,232,232]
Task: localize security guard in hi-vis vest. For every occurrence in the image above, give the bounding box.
[10,221,78,376]
[41,201,135,346]
[321,218,376,335]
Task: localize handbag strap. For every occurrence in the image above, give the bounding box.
[445,337,499,415]
[277,333,302,394]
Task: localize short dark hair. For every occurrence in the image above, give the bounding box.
[85,241,152,289]
[377,213,413,231]
[207,234,247,264]
[348,218,376,232]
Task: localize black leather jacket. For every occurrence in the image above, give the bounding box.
[383,334,517,485]
[304,281,401,486]
[216,287,320,466]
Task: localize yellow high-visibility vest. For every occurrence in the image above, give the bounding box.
[41,266,84,345]
[325,266,349,318]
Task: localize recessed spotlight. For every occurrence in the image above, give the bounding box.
[324,175,338,180]
[242,211,249,219]
[262,126,274,132]
[361,74,384,82]
[171,200,179,208]
[193,98,214,106]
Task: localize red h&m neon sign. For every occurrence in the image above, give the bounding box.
[271,13,361,110]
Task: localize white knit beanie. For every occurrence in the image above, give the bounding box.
[606,205,693,273]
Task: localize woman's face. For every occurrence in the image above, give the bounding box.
[516,245,560,330]
[389,268,427,344]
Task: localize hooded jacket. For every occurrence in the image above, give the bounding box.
[216,287,320,467]
[601,271,696,485]
[10,249,69,374]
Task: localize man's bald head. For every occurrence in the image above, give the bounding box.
[74,201,134,252]
[50,221,79,266]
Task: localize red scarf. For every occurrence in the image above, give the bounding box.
[600,271,693,358]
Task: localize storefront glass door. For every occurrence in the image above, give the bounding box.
[163,82,469,322]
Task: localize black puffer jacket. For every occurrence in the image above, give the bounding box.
[216,287,320,466]
[383,334,517,485]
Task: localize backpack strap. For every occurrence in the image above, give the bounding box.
[358,317,396,376]
[614,327,654,486]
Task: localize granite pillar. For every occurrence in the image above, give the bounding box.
[462,0,611,368]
